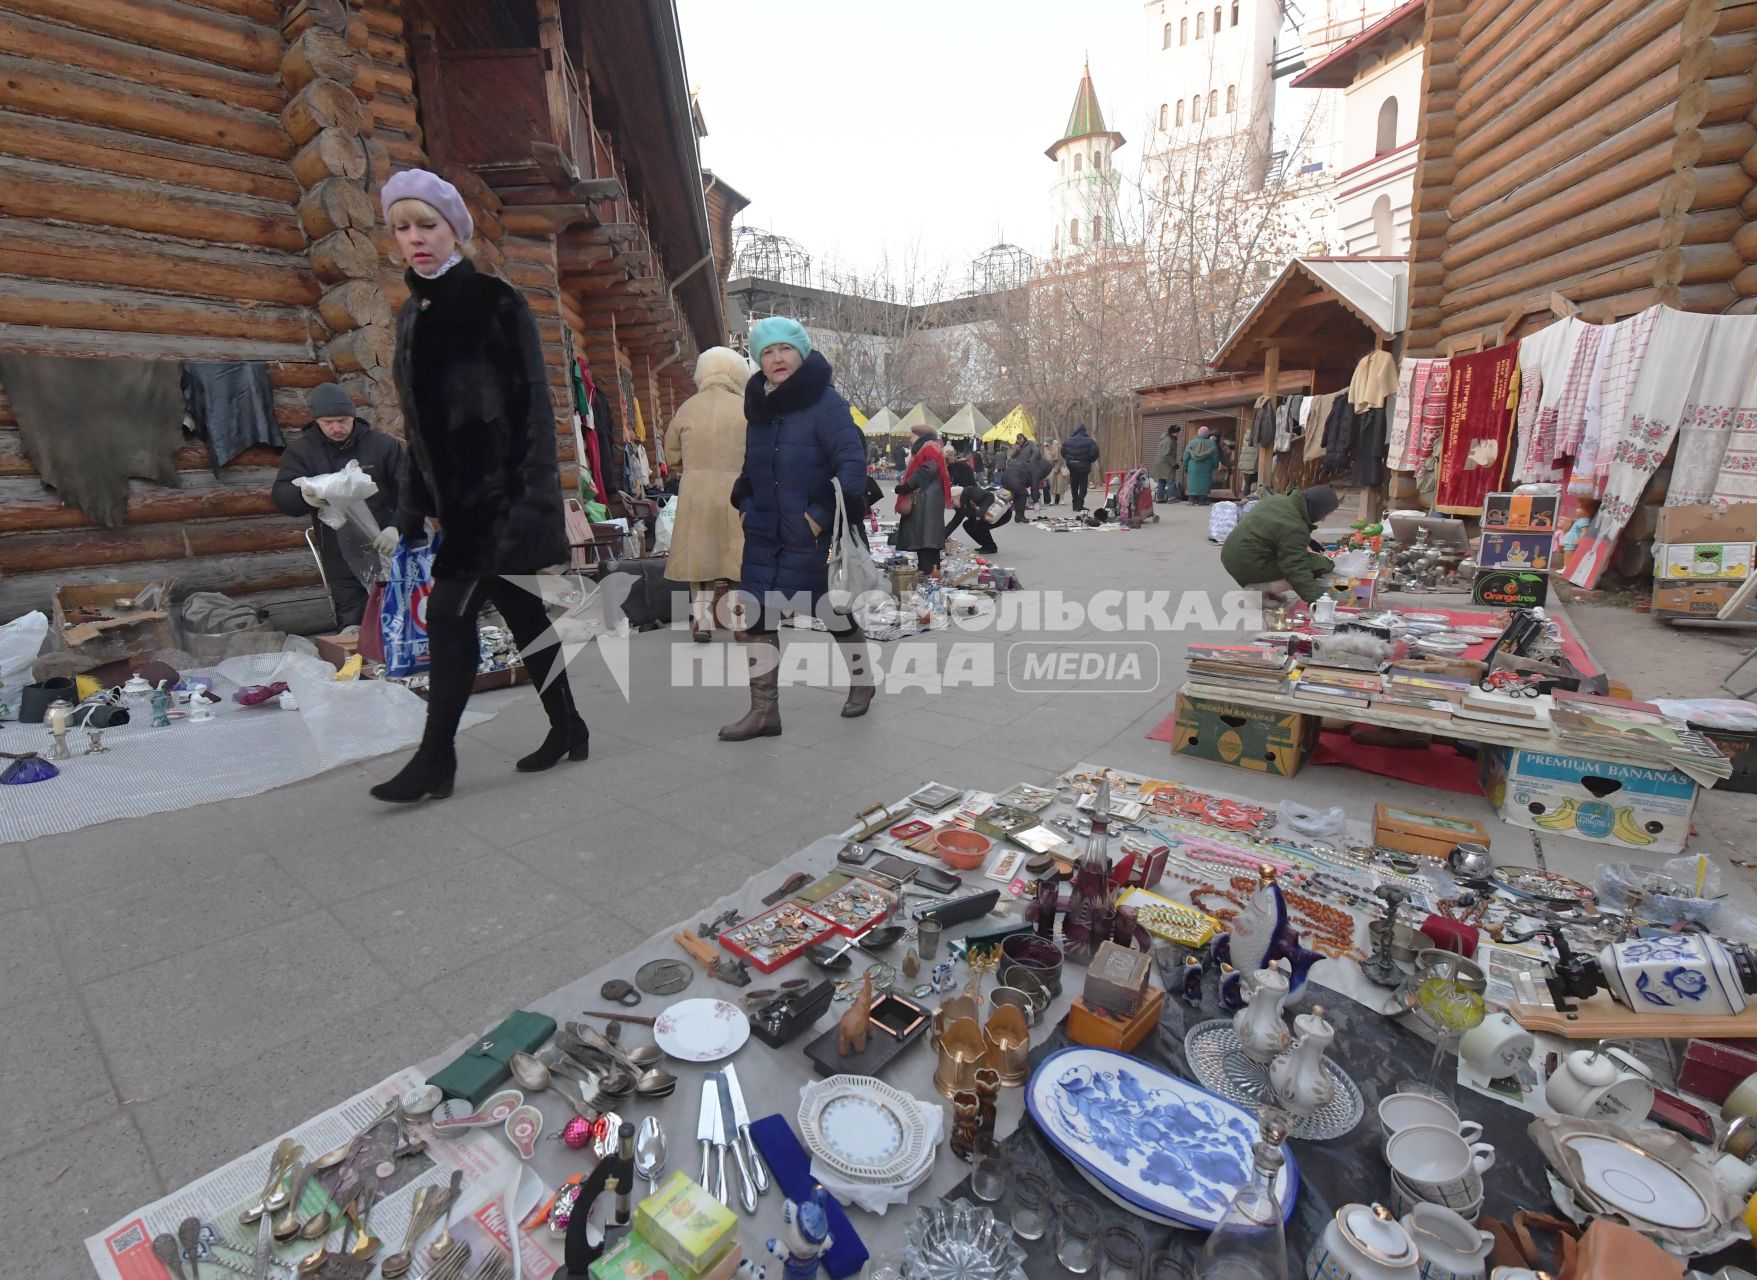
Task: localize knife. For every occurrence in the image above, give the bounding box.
[722,1064,768,1197]
[697,1076,721,1204]
[716,1072,756,1214]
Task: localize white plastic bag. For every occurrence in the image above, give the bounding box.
[652,496,676,554]
[0,610,49,719]
[1207,500,1240,543]
[827,481,886,615]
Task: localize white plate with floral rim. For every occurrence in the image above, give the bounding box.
[653,998,750,1063]
[799,1075,932,1183]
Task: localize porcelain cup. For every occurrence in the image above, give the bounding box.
[1458,1013,1533,1081]
[1385,1126,1494,1209]
[1389,1170,1482,1222]
[1378,1093,1484,1145]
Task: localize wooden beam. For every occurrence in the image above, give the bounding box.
[3,0,283,75]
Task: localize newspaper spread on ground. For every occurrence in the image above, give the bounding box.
[86,1066,567,1280]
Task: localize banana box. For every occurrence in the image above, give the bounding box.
[1478,746,1697,855]
[1654,541,1755,581]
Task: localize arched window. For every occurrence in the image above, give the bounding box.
[1092,215,1103,241]
[1161,174,1172,199]
[1214,7,1222,34]
[1193,95,1202,120]
[1069,219,1081,245]
[1376,96,1399,154]
[1227,84,1237,112]
[1074,153,1083,173]
[1231,1,1239,23]
[1179,17,1187,43]
[1196,11,1205,38]
[1163,22,1171,48]
[1372,195,1395,254]
[1175,100,1185,126]
[1159,103,1168,130]
[1208,89,1218,116]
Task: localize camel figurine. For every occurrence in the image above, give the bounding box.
[838,972,874,1055]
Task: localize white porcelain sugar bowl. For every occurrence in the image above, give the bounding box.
[1308,1204,1421,1280]
[1542,1042,1654,1126]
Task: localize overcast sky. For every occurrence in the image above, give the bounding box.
[675,0,1148,289]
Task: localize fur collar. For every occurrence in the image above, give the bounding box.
[405,256,480,304]
[694,347,752,396]
[744,349,834,422]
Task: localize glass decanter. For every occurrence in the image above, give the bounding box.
[1194,1108,1289,1280]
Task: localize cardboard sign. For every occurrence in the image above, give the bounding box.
[1471,568,1549,609]
[1482,492,1559,532]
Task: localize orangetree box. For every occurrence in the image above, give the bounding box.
[1172,692,1317,778]
[1472,568,1548,609]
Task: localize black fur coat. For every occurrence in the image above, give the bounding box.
[392,259,569,578]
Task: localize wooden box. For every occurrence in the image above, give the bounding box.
[1372,803,1491,859]
[52,581,176,663]
[1068,986,1163,1053]
[1083,941,1152,1016]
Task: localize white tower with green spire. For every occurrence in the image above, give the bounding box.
[1047,62,1125,257]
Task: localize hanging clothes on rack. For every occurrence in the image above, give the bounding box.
[1665,313,1757,507]
[1348,349,1397,411]
[1435,342,1519,515]
[1304,391,1341,464]
[1386,359,1418,470]
[1251,394,1276,449]
[1564,308,1714,587]
[1553,323,1604,460]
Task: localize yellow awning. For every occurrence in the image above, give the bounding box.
[985,405,1035,442]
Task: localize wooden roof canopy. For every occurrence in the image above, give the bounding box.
[1208,257,1407,373]
[1290,0,1426,89]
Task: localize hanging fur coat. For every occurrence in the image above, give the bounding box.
[663,347,749,583]
[392,259,569,578]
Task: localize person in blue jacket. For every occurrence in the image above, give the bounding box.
[722,317,874,740]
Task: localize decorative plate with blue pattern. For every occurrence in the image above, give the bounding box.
[1025,1046,1299,1230]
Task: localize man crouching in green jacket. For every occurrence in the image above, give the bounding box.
[1219,485,1341,605]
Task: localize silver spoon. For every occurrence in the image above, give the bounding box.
[625,1044,664,1069]
[178,1216,204,1280]
[635,1066,677,1097]
[429,1169,464,1261]
[635,1116,665,1194]
[508,1051,551,1093]
[151,1234,188,1280]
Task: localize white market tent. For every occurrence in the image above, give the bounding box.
[861,407,903,436]
[894,402,944,436]
[940,402,995,439]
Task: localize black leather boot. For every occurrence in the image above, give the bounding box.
[370,746,457,803]
[516,712,590,772]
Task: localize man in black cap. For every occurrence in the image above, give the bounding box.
[271,384,406,628]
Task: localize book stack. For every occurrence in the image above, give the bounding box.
[1185,644,1292,690]
[1291,664,1384,706]
[1549,691,1730,773]
[1456,687,1547,724]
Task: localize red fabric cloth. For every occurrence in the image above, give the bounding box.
[1309,732,1485,794]
[898,438,952,513]
[1437,343,1519,514]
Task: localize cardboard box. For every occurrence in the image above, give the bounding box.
[52,581,176,663]
[1654,502,1757,544]
[1373,803,1492,859]
[1478,532,1555,570]
[1650,581,1757,620]
[1479,746,1698,856]
[634,1173,736,1277]
[1172,692,1317,778]
[1068,985,1164,1053]
[313,633,360,670]
[1471,568,1548,609]
[1654,541,1756,581]
[592,1234,743,1280]
[1482,492,1560,532]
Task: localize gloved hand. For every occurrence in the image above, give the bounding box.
[893,483,907,495]
[295,479,326,508]
[372,527,399,558]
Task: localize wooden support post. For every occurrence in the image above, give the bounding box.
[1257,344,1278,489]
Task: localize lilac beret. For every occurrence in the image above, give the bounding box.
[380,168,474,243]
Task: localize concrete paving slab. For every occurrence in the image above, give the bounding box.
[1,1113,160,1280]
[0,995,116,1161]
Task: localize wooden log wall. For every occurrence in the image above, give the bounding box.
[1405,0,1757,353]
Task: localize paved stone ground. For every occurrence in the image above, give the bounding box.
[8,501,1756,1275]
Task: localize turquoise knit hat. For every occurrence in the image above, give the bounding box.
[749,316,811,361]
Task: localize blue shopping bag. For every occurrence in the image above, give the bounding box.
[373,534,439,678]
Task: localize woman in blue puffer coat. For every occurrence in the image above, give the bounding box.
[722,317,874,741]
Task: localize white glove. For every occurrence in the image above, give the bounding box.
[373,527,399,557]
[295,478,326,508]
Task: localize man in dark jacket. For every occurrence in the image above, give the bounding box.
[271,384,405,627]
[1060,423,1100,511]
[1219,485,1340,605]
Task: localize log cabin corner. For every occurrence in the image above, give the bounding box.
[0,0,740,628]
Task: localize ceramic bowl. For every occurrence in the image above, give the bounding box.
[936,828,994,871]
[1378,1093,1483,1145]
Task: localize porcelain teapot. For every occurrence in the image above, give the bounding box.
[1233,965,1292,1064]
[1269,1006,1336,1117]
[1307,1203,1420,1280]
[1400,1204,1493,1280]
[1542,1042,1653,1126]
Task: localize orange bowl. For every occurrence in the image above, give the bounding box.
[934,828,993,870]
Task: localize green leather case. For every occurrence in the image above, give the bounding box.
[426,1010,557,1106]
